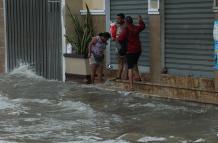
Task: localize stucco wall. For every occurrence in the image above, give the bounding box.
[0,0,5,73]
[82,0,104,10]
[65,0,106,38]
[65,0,83,35]
[92,15,106,34]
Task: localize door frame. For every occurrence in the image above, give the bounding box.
[61,0,66,81]
[105,0,111,68]
[3,0,7,73]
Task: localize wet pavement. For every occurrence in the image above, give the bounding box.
[0,66,218,143]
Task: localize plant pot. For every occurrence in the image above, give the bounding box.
[64,54,91,83]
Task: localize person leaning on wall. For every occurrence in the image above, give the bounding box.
[117,15,145,90]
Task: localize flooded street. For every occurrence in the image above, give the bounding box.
[0,66,218,143]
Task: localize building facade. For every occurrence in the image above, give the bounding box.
[69,0,216,80]
[107,0,215,80]
[0,0,217,82]
[0,0,64,80]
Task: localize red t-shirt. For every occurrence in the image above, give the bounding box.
[118,20,145,54]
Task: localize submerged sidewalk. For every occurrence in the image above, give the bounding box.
[107,74,218,105]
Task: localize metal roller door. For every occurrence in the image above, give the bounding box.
[5,0,62,80]
[165,0,214,78]
[110,0,150,68]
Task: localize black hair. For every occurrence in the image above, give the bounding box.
[117,13,125,19]
[125,16,133,24]
[99,32,111,39]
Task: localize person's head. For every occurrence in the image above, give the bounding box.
[116,13,125,24]
[99,32,111,42]
[125,16,133,25]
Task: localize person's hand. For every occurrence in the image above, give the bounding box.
[88,52,91,58]
[137,15,142,21]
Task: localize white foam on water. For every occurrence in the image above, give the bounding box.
[79,84,116,93]
[57,101,94,113]
[127,101,209,114]
[7,110,28,116]
[0,140,17,143]
[0,96,16,110]
[9,64,43,80]
[76,136,102,142]
[77,83,129,96]
[23,118,40,122]
[118,91,131,96]
[142,103,156,108]
[169,136,175,138]
[12,98,52,104]
[58,138,130,143]
[110,114,123,123]
[193,138,206,143]
[128,103,156,108]
[137,136,166,142]
[0,97,31,115]
[100,140,130,143]
[56,134,131,143]
[116,134,128,140]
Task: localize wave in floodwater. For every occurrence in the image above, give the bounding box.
[9,64,44,80]
[0,65,217,142]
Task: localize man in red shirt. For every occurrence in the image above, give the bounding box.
[118,15,145,90]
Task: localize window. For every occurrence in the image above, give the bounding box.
[148,0,159,14]
[214,0,218,12]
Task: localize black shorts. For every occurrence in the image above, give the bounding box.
[118,41,127,56]
[126,52,141,69]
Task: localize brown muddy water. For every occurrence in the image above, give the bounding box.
[0,66,218,143]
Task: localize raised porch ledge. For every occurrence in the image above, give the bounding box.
[110,80,218,105]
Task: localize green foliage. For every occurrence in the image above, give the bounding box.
[65,4,95,57]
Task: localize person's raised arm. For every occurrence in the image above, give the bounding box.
[136,15,145,32]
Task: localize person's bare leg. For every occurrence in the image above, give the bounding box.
[133,65,141,81]
[128,69,133,90]
[117,56,124,79]
[122,57,128,80]
[91,64,97,84]
[98,64,103,83]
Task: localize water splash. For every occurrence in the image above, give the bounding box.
[193,138,206,143]
[0,96,16,110]
[9,63,43,80]
[137,136,166,142]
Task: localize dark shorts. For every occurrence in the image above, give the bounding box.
[126,52,141,69]
[118,41,127,56]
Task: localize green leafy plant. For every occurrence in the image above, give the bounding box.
[65,4,95,57]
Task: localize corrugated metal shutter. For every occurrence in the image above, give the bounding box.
[110,0,149,67]
[5,0,62,80]
[165,0,214,78]
[47,0,62,79]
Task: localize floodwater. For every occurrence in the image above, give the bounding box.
[0,66,218,143]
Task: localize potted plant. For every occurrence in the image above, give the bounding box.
[64,4,95,83]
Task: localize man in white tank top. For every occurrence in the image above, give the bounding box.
[111,13,128,80]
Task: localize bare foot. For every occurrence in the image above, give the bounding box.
[127,86,134,91]
[134,77,142,82]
